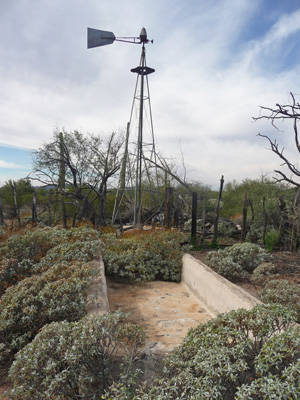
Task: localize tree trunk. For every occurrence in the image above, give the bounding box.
[200,199,206,247]
[278,196,289,249]
[48,189,53,226]
[213,175,224,246]
[191,192,197,245]
[291,187,300,251]
[58,132,66,190]
[248,198,255,242]
[98,184,107,227]
[32,190,37,224]
[262,196,268,245]
[12,183,21,228]
[0,193,4,226]
[164,187,174,228]
[58,132,67,228]
[61,197,67,229]
[241,191,247,242]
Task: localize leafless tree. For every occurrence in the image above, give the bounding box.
[254,92,300,250]
[254,92,300,187]
[29,130,123,225]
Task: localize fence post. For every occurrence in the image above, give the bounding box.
[191,192,197,245]
[164,187,174,227]
[213,175,224,247]
[0,193,4,226]
[32,190,37,224]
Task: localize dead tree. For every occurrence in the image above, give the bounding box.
[12,183,21,228]
[212,175,224,246]
[254,92,300,249]
[30,130,123,227]
[262,196,268,244]
[254,92,300,187]
[164,187,174,228]
[241,191,247,242]
[32,190,37,224]
[191,192,197,245]
[0,193,4,226]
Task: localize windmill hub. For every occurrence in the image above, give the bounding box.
[131,66,155,75]
[140,27,148,43]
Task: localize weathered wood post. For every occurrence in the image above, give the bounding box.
[212,175,224,247]
[0,193,4,226]
[48,189,53,226]
[262,196,268,245]
[241,191,248,242]
[12,183,21,228]
[191,191,197,245]
[59,132,67,228]
[291,187,300,251]
[200,198,206,246]
[164,187,174,227]
[32,190,37,224]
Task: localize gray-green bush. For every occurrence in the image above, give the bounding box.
[260,279,300,323]
[8,312,145,400]
[123,305,299,400]
[251,262,277,284]
[102,229,189,282]
[205,243,269,281]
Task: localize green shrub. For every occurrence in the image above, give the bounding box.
[260,279,300,323]
[0,258,34,296]
[205,243,269,281]
[204,252,248,280]
[0,261,98,375]
[0,227,65,262]
[251,262,277,285]
[236,361,300,399]
[0,226,102,264]
[35,238,103,274]
[264,229,280,251]
[130,304,298,400]
[103,229,188,282]
[254,326,300,376]
[8,312,145,400]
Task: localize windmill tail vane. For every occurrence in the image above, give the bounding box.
[87,27,153,48]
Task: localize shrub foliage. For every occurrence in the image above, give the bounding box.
[260,279,300,323]
[205,243,269,281]
[0,226,102,376]
[131,305,299,400]
[8,312,145,400]
[102,229,188,282]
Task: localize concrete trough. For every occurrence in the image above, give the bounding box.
[88,254,261,319]
[182,253,261,317]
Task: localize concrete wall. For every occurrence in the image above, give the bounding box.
[182,253,261,317]
[87,256,110,315]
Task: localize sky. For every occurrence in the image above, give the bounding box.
[1,0,300,188]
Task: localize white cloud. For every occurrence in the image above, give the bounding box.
[0,160,24,169]
[1,0,300,187]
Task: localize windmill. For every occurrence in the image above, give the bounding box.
[87,27,162,226]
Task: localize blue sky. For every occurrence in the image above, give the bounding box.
[1,0,300,188]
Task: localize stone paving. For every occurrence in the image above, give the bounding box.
[107,278,212,355]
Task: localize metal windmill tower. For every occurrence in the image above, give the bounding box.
[87,27,162,226]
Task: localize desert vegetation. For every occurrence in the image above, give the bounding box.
[0,222,298,399]
[0,93,300,398]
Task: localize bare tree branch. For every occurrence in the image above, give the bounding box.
[254,92,300,187]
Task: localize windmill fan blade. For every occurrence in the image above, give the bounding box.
[87,28,116,48]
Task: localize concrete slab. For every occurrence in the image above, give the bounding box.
[107,279,211,354]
